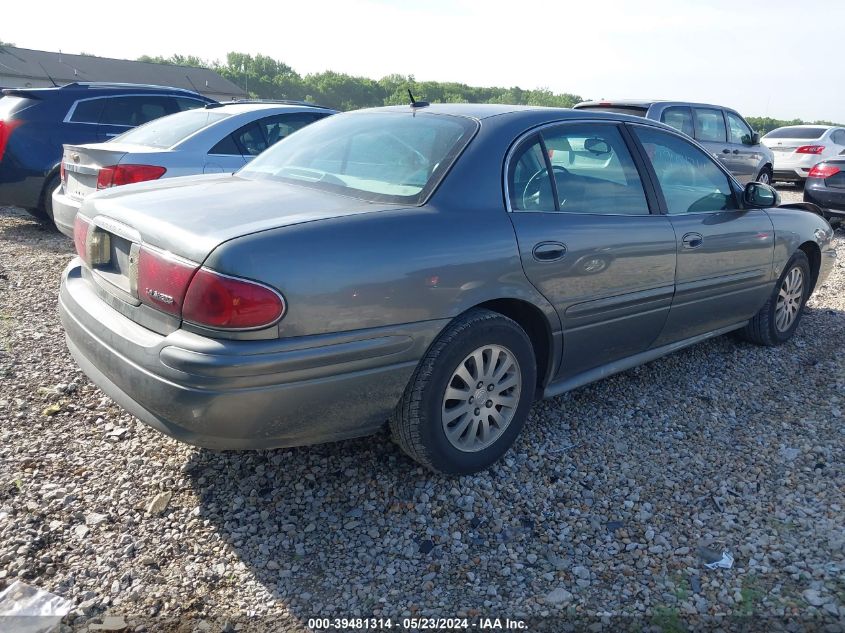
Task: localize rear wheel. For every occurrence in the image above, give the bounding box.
[390,309,536,474]
[25,174,59,223]
[756,166,773,185]
[738,251,811,346]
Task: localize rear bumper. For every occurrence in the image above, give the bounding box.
[804,186,845,217]
[52,189,82,237]
[59,260,444,449]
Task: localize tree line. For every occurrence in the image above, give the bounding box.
[138,52,840,132]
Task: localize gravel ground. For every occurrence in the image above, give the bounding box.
[1,188,843,631]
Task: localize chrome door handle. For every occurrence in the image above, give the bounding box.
[682,233,704,249]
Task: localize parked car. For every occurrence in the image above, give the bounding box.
[59,105,836,474]
[52,101,336,236]
[0,82,215,219]
[803,159,845,223]
[761,125,845,185]
[573,100,774,184]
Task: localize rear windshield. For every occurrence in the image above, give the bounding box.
[574,105,648,117]
[239,111,478,204]
[110,109,231,148]
[764,126,827,140]
[0,95,34,119]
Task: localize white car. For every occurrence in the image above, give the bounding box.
[52,101,336,236]
[762,125,845,184]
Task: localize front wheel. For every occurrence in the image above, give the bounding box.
[738,251,811,346]
[390,309,536,474]
[756,166,773,185]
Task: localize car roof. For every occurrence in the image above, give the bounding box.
[355,103,674,127]
[575,99,735,111]
[1,82,209,99]
[207,103,335,115]
[768,124,836,131]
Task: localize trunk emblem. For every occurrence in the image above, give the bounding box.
[72,153,80,162]
[147,289,175,305]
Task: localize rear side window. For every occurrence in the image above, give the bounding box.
[174,97,206,111]
[233,122,268,156]
[764,126,827,140]
[69,98,104,123]
[509,124,650,215]
[831,129,845,145]
[694,108,727,143]
[634,126,737,214]
[209,134,241,155]
[259,113,322,147]
[660,106,694,137]
[100,96,176,127]
[508,137,556,212]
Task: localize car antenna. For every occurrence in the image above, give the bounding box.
[408,89,429,110]
[39,62,59,87]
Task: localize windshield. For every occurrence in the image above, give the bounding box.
[239,111,478,204]
[764,126,827,140]
[110,109,231,148]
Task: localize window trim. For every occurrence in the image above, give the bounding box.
[624,121,744,215]
[63,94,206,126]
[503,119,660,216]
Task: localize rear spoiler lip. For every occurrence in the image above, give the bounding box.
[1,88,44,100]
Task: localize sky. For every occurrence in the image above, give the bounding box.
[5,0,844,122]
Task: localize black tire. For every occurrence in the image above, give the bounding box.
[24,174,59,222]
[756,166,773,185]
[738,251,811,346]
[390,308,537,475]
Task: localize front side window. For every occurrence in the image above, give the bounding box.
[234,122,268,156]
[660,106,694,137]
[694,108,727,143]
[633,126,737,214]
[726,112,753,145]
[240,112,477,204]
[174,97,206,111]
[259,113,323,148]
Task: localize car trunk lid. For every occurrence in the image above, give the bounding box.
[62,143,164,200]
[76,174,404,329]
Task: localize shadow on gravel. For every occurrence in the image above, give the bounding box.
[179,295,844,623]
[0,207,70,252]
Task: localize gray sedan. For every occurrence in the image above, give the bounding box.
[59,104,837,474]
[52,101,335,236]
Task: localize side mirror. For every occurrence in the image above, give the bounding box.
[751,131,761,145]
[744,181,780,208]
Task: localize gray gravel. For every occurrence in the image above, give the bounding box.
[1,188,843,630]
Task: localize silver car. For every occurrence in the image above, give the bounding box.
[574,100,775,184]
[52,101,335,236]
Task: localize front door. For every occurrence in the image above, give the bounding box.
[629,125,775,345]
[725,110,763,183]
[506,122,677,380]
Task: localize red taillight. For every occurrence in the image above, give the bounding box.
[182,268,285,330]
[0,120,23,162]
[60,160,66,186]
[73,215,92,262]
[137,247,198,317]
[808,164,841,179]
[97,164,167,189]
[795,145,825,154]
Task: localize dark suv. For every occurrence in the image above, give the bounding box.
[0,83,216,219]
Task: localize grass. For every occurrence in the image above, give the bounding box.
[736,574,764,616]
[651,606,684,633]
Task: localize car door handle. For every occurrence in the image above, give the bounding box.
[532,242,567,262]
[732,149,740,154]
[722,149,731,154]
[682,232,704,249]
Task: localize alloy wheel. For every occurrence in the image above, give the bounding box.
[775,266,804,332]
[441,344,522,452]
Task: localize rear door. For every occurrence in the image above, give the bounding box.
[693,107,733,173]
[630,124,774,344]
[506,122,677,379]
[725,110,760,183]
